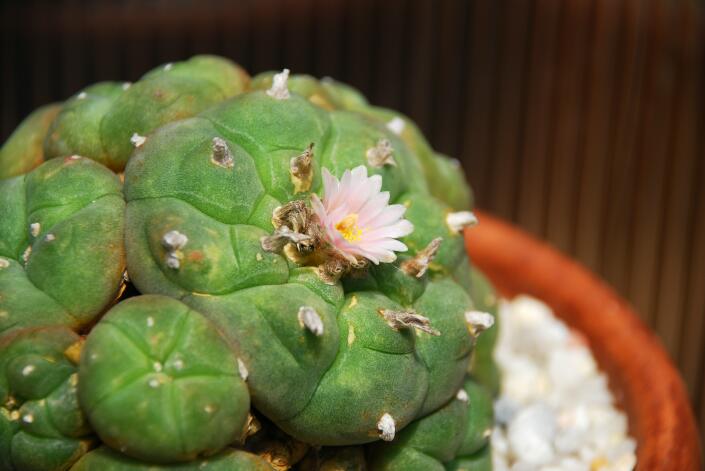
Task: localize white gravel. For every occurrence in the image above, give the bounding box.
[492,296,637,471]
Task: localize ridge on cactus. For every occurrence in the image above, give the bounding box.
[0,57,500,471]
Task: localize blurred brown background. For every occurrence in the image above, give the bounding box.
[2,0,704,439]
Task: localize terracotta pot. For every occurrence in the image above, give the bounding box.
[464,211,701,471]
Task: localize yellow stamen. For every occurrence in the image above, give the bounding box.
[336,214,363,242]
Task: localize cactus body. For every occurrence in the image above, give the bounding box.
[70,447,274,470]
[0,327,92,471]
[0,157,125,336]
[0,104,61,179]
[122,85,479,443]
[78,295,250,463]
[1,57,498,469]
[42,56,249,172]
[467,268,501,396]
[368,377,493,471]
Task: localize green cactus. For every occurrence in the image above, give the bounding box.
[298,446,367,470]
[122,76,486,444]
[70,447,275,470]
[467,267,501,396]
[445,445,492,471]
[43,55,249,172]
[0,327,92,471]
[0,103,61,179]
[0,157,125,336]
[367,377,493,471]
[78,295,250,463]
[1,57,499,469]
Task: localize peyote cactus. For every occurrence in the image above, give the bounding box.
[0,327,92,471]
[0,156,125,337]
[0,57,501,470]
[0,104,61,179]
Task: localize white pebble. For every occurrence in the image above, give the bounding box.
[492,296,636,470]
[507,402,556,466]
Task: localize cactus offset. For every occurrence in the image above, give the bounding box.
[0,327,92,471]
[78,295,250,463]
[0,157,125,336]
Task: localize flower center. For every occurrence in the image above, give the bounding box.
[335,213,363,243]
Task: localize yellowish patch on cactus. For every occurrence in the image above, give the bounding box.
[63,338,85,365]
[347,324,356,346]
[309,93,335,110]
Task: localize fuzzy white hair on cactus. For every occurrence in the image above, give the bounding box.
[311,165,414,265]
[267,68,291,100]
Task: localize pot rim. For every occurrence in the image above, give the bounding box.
[464,210,701,471]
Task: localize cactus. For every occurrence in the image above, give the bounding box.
[467,267,501,396]
[0,103,61,179]
[78,295,250,463]
[0,57,499,469]
[41,55,249,172]
[0,327,92,471]
[367,377,494,471]
[70,447,275,470]
[0,157,125,336]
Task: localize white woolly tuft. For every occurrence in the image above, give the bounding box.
[298,306,324,336]
[238,358,249,381]
[130,133,147,148]
[446,211,478,234]
[377,413,396,441]
[465,310,495,331]
[162,230,188,250]
[386,117,405,135]
[456,388,469,402]
[267,69,291,100]
[29,222,40,237]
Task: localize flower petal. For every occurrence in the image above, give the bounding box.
[314,165,414,265]
[364,220,414,240]
[362,203,407,229]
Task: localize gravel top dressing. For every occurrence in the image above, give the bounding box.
[491,296,637,471]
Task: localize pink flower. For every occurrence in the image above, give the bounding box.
[311,166,414,264]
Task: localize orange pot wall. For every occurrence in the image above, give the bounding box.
[465,211,701,471]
